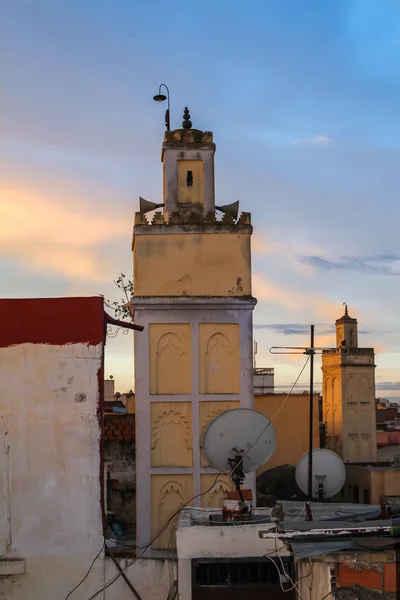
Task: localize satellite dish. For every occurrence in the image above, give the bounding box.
[295,449,346,500]
[203,408,276,475]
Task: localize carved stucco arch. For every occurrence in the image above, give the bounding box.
[155,332,184,394]
[151,409,192,451]
[205,332,233,393]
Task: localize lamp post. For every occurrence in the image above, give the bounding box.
[153,84,170,131]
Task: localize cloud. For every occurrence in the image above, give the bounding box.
[254,323,335,336]
[376,381,400,391]
[252,273,341,321]
[299,254,400,276]
[0,186,130,281]
[290,135,332,146]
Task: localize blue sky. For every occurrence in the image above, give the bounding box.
[1,0,400,395]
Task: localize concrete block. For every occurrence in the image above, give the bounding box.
[0,559,26,576]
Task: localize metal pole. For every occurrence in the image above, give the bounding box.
[308,325,315,499]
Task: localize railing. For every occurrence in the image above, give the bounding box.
[254,368,275,375]
[322,348,374,355]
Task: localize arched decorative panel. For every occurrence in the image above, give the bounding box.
[360,376,372,404]
[359,408,371,435]
[151,403,192,466]
[347,375,357,404]
[149,324,191,394]
[199,324,240,394]
[151,475,193,549]
[200,475,234,508]
[347,409,358,436]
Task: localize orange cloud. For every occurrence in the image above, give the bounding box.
[252,273,340,321]
[0,186,130,281]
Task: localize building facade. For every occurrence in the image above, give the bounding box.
[322,306,377,463]
[132,110,257,556]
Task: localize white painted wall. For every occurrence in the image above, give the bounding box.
[0,342,105,599]
[177,517,288,600]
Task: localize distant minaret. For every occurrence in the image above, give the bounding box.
[322,306,377,463]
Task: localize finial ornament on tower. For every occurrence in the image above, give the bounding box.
[182,107,192,130]
[343,302,348,317]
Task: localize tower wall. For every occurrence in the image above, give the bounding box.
[322,346,377,463]
[132,116,256,557]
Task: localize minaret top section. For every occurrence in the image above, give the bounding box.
[160,107,216,221]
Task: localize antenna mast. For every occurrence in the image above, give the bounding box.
[269,326,347,500]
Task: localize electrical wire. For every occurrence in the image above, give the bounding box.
[84,357,311,599]
[320,587,360,600]
[64,540,105,599]
[85,471,224,600]
[198,355,310,511]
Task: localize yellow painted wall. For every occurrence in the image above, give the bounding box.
[199,400,240,466]
[126,394,136,414]
[134,233,251,297]
[199,324,240,394]
[149,324,191,394]
[151,402,193,467]
[151,474,193,549]
[345,466,400,505]
[322,353,376,462]
[177,160,204,205]
[254,393,320,473]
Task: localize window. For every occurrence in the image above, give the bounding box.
[187,170,193,187]
[363,488,370,504]
[193,558,294,587]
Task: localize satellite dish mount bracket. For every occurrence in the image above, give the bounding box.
[228,455,245,502]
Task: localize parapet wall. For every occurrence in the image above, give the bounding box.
[134,210,252,234]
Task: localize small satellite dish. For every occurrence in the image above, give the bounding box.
[295,449,346,499]
[203,408,276,474]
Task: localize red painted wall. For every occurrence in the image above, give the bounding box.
[0,296,104,347]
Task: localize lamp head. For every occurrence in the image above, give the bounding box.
[153,93,167,103]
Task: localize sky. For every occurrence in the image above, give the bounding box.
[1,0,400,397]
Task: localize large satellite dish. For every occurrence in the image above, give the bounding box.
[203,408,276,475]
[295,449,346,499]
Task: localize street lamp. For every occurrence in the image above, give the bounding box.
[153,84,170,131]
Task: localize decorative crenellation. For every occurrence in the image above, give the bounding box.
[163,128,213,145]
[134,210,252,229]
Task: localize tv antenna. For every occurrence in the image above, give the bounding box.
[295,449,346,501]
[203,408,276,504]
[269,325,348,499]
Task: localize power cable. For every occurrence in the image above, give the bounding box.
[64,540,105,599]
[84,357,310,599]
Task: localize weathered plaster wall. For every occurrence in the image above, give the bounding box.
[177,520,289,600]
[0,297,105,599]
[133,232,252,297]
[297,561,332,600]
[345,465,400,504]
[105,557,175,600]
